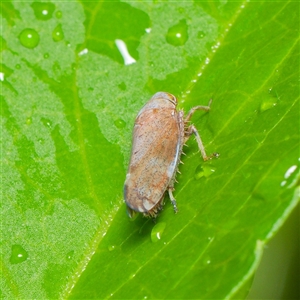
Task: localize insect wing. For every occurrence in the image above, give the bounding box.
[124,106,181,213]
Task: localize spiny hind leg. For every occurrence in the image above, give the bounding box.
[168,187,178,214]
[185,125,209,161]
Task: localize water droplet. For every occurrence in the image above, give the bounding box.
[1,36,7,52]
[259,99,277,112]
[15,64,21,69]
[281,164,299,188]
[66,250,74,260]
[44,53,50,59]
[52,24,64,42]
[118,82,127,91]
[166,19,188,46]
[55,10,62,19]
[115,39,136,65]
[10,244,28,264]
[145,28,151,33]
[114,118,126,129]
[108,245,115,251]
[198,31,206,39]
[1,67,13,80]
[151,222,166,243]
[284,165,297,178]
[41,118,52,128]
[26,117,32,125]
[31,2,55,21]
[202,255,211,266]
[78,48,88,56]
[38,138,45,144]
[195,164,216,180]
[19,28,40,49]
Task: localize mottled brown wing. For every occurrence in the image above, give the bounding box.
[124,107,182,213]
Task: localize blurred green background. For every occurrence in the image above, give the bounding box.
[247,203,299,299]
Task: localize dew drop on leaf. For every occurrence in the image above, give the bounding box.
[26,117,32,125]
[202,255,212,266]
[1,36,7,51]
[10,244,29,264]
[114,118,126,129]
[166,19,188,46]
[151,222,166,243]
[66,250,74,260]
[44,53,50,59]
[52,24,64,42]
[198,31,206,39]
[259,99,277,112]
[19,28,40,49]
[41,117,52,128]
[115,39,136,65]
[31,2,55,21]
[55,10,62,19]
[118,82,127,91]
[108,245,115,251]
[281,164,299,188]
[38,138,44,144]
[194,164,216,180]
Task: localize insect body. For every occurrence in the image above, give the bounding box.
[124,92,214,218]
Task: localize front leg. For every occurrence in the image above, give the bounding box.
[184,100,212,123]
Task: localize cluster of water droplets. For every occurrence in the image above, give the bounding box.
[18,3,64,50]
[281,164,299,188]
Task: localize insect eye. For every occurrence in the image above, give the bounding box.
[167,93,177,105]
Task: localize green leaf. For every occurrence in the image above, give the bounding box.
[1,0,299,299]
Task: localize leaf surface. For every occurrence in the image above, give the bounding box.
[1,1,299,299]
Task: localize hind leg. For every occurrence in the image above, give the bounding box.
[168,187,178,213]
[185,124,210,161]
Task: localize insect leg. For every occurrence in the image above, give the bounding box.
[185,125,209,161]
[168,187,178,214]
[184,99,212,123]
[185,125,219,161]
